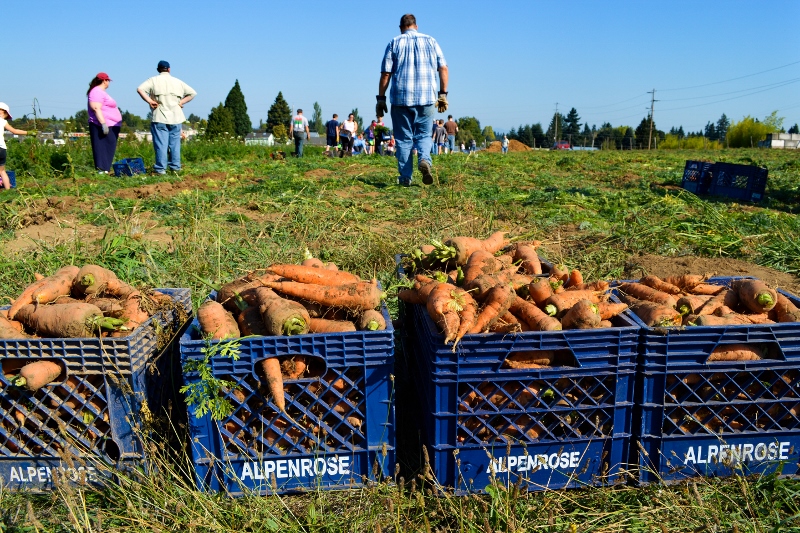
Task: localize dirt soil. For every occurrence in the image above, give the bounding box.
[486,140,532,153]
[114,172,230,200]
[624,254,800,295]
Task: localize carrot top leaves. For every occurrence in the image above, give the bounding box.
[180,337,242,421]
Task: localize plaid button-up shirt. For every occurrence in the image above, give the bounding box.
[381,29,446,107]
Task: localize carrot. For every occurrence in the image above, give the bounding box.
[618,294,682,327]
[426,283,462,343]
[772,293,800,323]
[0,315,31,339]
[462,250,502,285]
[504,350,557,368]
[254,287,310,336]
[509,297,561,331]
[599,319,613,328]
[302,248,325,268]
[732,279,778,313]
[713,306,736,316]
[217,277,261,312]
[283,355,307,379]
[513,242,542,275]
[197,300,240,340]
[744,314,774,324]
[30,266,79,306]
[113,295,150,335]
[263,280,382,311]
[676,294,713,316]
[689,283,726,296]
[452,287,478,349]
[528,277,553,306]
[85,297,125,318]
[546,290,603,310]
[15,303,124,338]
[562,269,582,289]
[550,264,569,283]
[267,264,360,286]
[436,231,510,265]
[640,275,682,295]
[236,306,270,336]
[691,314,751,326]
[664,274,706,290]
[596,301,628,320]
[258,357,285,412]
[324,262,339,271]
[309,318,356,333]
[480,231,510,254]
[12,360,63,392]
[7,266,79,319]
[464,268,517,300]
[468,285,515,334]
[491,312,524,333]
[708,344,763,362]
[302,301,349,320]
[358,309,386,331]
[561,299,601,329]
[618,282,678,308]
[697,289,738,316]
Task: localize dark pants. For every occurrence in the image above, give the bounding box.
[89,123,120,172]
[293,131,306,157]
[339,135,354,157]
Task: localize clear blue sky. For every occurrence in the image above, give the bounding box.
[3,0,799,133]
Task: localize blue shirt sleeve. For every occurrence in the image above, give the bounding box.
[381,42,394,73]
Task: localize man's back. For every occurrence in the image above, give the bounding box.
[444,120,457,135]
[381,30,446,106]
[138,73,195,124]
[326,119,339,137]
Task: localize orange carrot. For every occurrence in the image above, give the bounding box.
[85,297,125,318]
[689,283,726,296]
[13,360,63,391]
[442,231,510,265]
[309,318,356,333]
[426,283,462,343]
[0,315,30,339]
[267,264,360,286]
[640,275,682,295]
[491,312,524,333]
[550,264,569,283]
[513,242,542,275]
[259,357,285,411]
[708,344,763,362]
[283,355,307,379]
[772,293,800,323]
[15,303,123,338]
[618,283,678,308]
[197,300,240,340]
[254,287,310,336]
[503,350,557,368]
[452,287,478,348]
[236,306,270,336]
[509,296,561,331]
[692,314,751,326]
[546,290,603,310]
[596,301,628,320]
[263,280,382,311]
[567,280,610,292]
[480,231,510,254]
[111,295,150,336]
[468,285,515,334]
[564,269,584,289]
[664,274,706,290]
[599,319,612,328]
[217,277,261,312]
[462,250,502,285]
[618,294,682,327]
[561,299,601,329]
[698,289,738,316]
[72,264,116,296]
[528,277,553,306]
[358,309,386,331]
[744,314,774,324]
[732,279,778,313]
[8,266,79,319]
[676,294,713,316]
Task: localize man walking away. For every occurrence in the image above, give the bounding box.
[502,135,509,154]
[325,114,339,154]
[137,60,196,175]
[444,115,458,154]
[433,119,447,155]
[290,109,310,157]
[376,13,448,186]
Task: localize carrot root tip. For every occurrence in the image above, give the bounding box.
[283,318,307,336]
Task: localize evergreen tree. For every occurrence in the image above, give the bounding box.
[635,116,655,149]
[224,80,251,138]
[704,121,717,140]
[716,113,730,142]
[563,108,581,139]
[266,91,292,131]
[531,123,546,148]
[311,102,324,135]
[623,127,635,150]
[581,123,592,146]
[545,113,565,145]
[206,103,236,138]
[677,126,685,138]
[788,124,799,134]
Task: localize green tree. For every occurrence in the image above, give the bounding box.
[206,103,236,138]
[545,113,565,145]
[727,115,778,148]
[635,116,655,149]
[456,116,481,145]
[266,91,292,132]
[563,108,581,140]
[273,124,288,144]
[311,102,324,135]
[224,80,252,138]
[788,124,799,134]
[716,113,730,142]
[762,110,785,132]
[481,126,495,144]
[350,108,364,132]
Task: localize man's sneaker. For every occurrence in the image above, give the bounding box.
[419,160,434,185]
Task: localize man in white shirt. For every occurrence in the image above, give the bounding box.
[137,60,196,174]
[290,109,310,157]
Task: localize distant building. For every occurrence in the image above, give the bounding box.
[245,132,275,146]
[758,133,800,150]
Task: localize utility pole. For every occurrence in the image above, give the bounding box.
[647,89,657,150]
[31,98,41,130]
[554,102,559,145]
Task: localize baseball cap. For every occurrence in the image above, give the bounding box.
[96,72,111,81]
[0,102,12,120]
[157,60,170,69]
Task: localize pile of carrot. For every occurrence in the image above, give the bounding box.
[618,275,800,362]
[400,232,628,358]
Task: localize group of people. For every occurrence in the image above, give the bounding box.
[315,114,395,158]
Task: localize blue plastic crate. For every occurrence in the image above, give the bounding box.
[708,162,768,203]
[6,171,16,189]
[680,160,713,195]
[625,276,800,482]
[112,157,146,177]
[0,288,192,490]
[179,299,395,496]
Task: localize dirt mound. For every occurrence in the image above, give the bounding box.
[486,140,532,153]
[624,254,800,295]
[115,172,228,200]
[305,169,333,178]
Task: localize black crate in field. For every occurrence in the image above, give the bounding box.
[709,162,768,202]
[681,161,713,194]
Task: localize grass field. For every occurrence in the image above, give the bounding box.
[1,139,799,531]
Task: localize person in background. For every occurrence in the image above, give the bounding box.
[470,138,477,153]
[87,72,122,174]
[0,103,31,190]
[353,133,366,155]
[460,141,466,152]
[502,135,509,154]
[376,13,448,186]
[289,108,310,157]
[432,119,447,155]
[325,113,340,153]
[137,60,196,175]
[364,120,376,155]
[339,113,358,158]
[444,115,458,154]
[386,135,396,156]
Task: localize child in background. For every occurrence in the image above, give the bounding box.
[0,103,31,190]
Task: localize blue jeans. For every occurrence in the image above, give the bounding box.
[391,104,434,181]
[447,134,455,153]
[431,143,439,155]
[151,122,182,173]
[502,146,508,153]
[293,131,306,157]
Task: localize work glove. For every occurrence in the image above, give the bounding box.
[26,130,38,138]
[101,124,109,135]
[437,92,448,113]
[376,95,388,118]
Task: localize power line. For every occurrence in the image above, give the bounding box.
[660,77,800,102]
[660,59,800,91]
[659,78,800,112]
